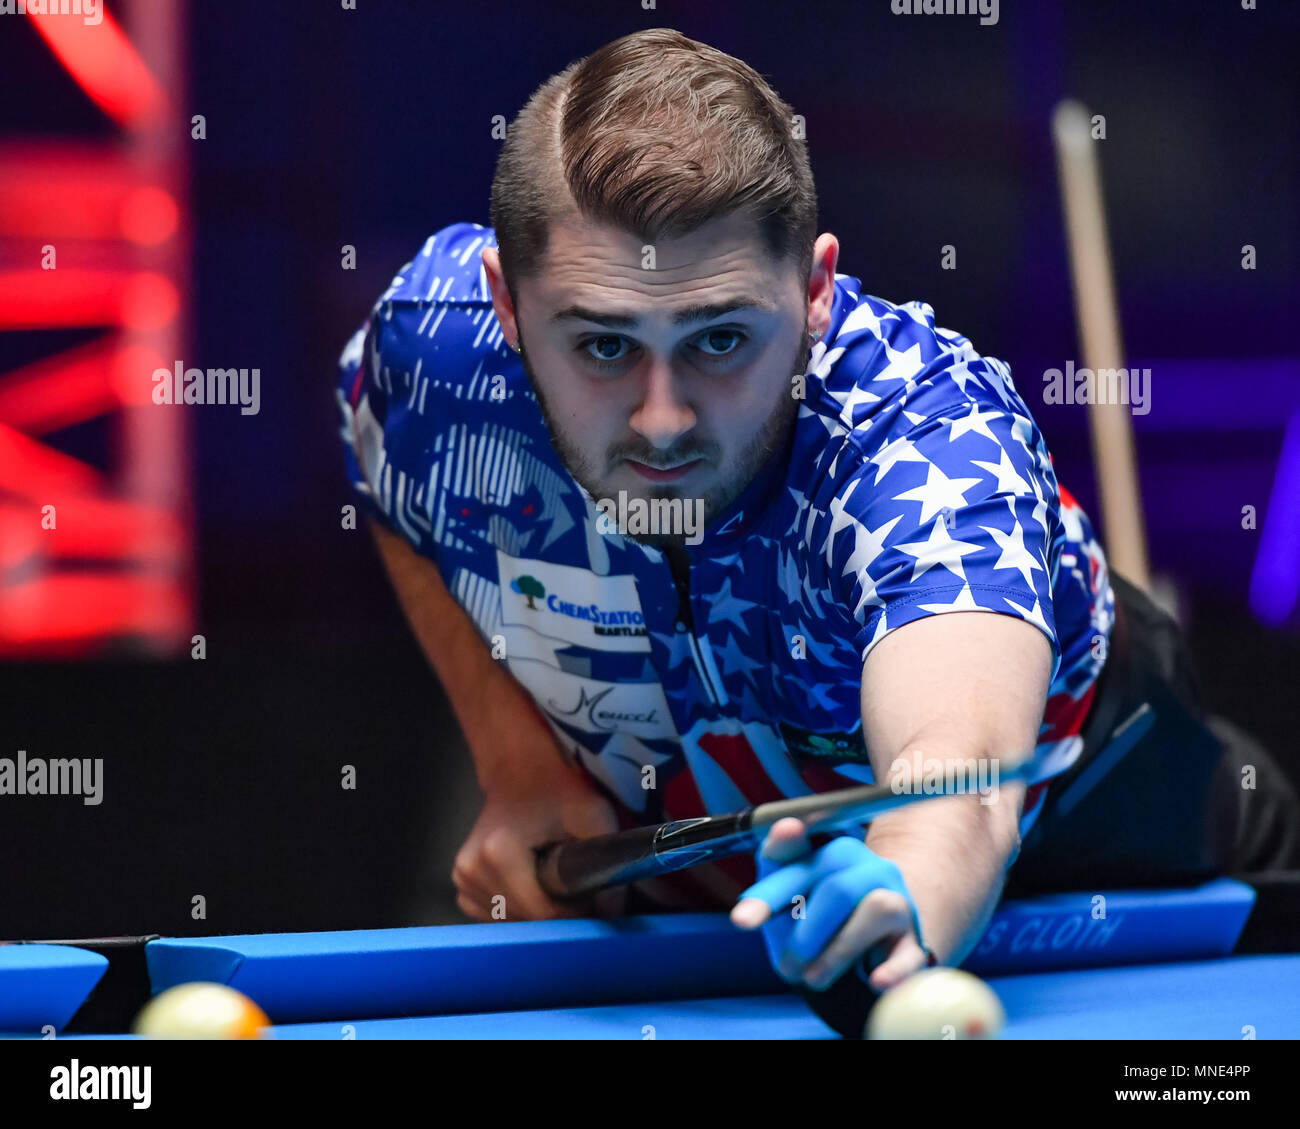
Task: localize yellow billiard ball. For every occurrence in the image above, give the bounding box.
[866,967,1006,1040]
[133,982,271,1040]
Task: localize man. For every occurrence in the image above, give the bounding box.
[336,29,1299,1003]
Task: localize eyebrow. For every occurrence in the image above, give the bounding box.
[550,297,779,329]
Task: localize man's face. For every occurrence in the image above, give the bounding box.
[499,213,811,541]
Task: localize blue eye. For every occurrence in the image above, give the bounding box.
[695,328,745,357]
[578,327,748,371]
[584,335,631,366]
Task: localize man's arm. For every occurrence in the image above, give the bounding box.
[366,519,624,919]
[859,610,1050,976]
[367,519,555,784]
[731,608,1049,991]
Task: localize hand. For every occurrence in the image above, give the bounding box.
[730,818,931,992]
[452,752,628,922]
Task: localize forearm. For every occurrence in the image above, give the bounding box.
[366,519,559,784]
[866,789,1020,966]
[857,612,1048,967]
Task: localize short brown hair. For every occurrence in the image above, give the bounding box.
[490,29,818,301]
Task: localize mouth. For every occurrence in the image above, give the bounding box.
[624,458,703,483]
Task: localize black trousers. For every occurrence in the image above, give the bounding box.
[1006,572,1300,895]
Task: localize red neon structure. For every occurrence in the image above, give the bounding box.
[0,3,193,656]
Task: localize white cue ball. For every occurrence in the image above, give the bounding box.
[866,968,1006,1040]
[133,982,271,1039]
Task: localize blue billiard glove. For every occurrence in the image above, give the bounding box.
[740,832,929,986]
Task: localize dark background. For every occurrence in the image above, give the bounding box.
[2,0,1297,939]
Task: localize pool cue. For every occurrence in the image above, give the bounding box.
[1053,99,1151,591]
[535,749,1041,900]
[536,745,1052,1039]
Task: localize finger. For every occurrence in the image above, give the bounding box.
[519,861,592,919]
[781,846,902,969]
[513,878,582,920]
[736,855,818,919]
[766,913,802,985]
[454,844,523,916]
[455,887,493,922]
[775,870,873,982]
[730,897,771,929]
[802,893,914,990]
[740,817,850,913]
[866,933,930,991]
[735,889,802,983]
[479,837,575,920]
[454,872,512,920]
[760,817,812,865]
[735,834,868,936]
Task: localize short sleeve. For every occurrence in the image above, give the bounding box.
[331,223,518,559]
[335,313,400,535]
[822,399,1065,673]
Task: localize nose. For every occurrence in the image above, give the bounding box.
[628,361,696,452]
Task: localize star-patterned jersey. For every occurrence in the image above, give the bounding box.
[336,222,1114,906]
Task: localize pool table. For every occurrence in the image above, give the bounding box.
[5,877,1299,1039]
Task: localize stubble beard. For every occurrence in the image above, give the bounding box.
[521,322,811,549]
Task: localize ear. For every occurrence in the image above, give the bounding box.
[482,248,520,350]
[807,233,840,339]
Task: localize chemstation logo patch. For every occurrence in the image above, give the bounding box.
[497,552,651,653]
[507,573,646,637]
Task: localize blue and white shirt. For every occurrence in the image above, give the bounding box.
[337,223,1113,903]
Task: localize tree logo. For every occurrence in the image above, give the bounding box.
[510,575,545,610]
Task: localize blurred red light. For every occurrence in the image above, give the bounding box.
[119,185,178,245]
[120,272,179,331]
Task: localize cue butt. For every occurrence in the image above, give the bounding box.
[1053,98,1151,591]
[535,824,664,900]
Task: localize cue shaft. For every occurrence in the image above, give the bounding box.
[536,748,1045,899]
[749,755,1033,834]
